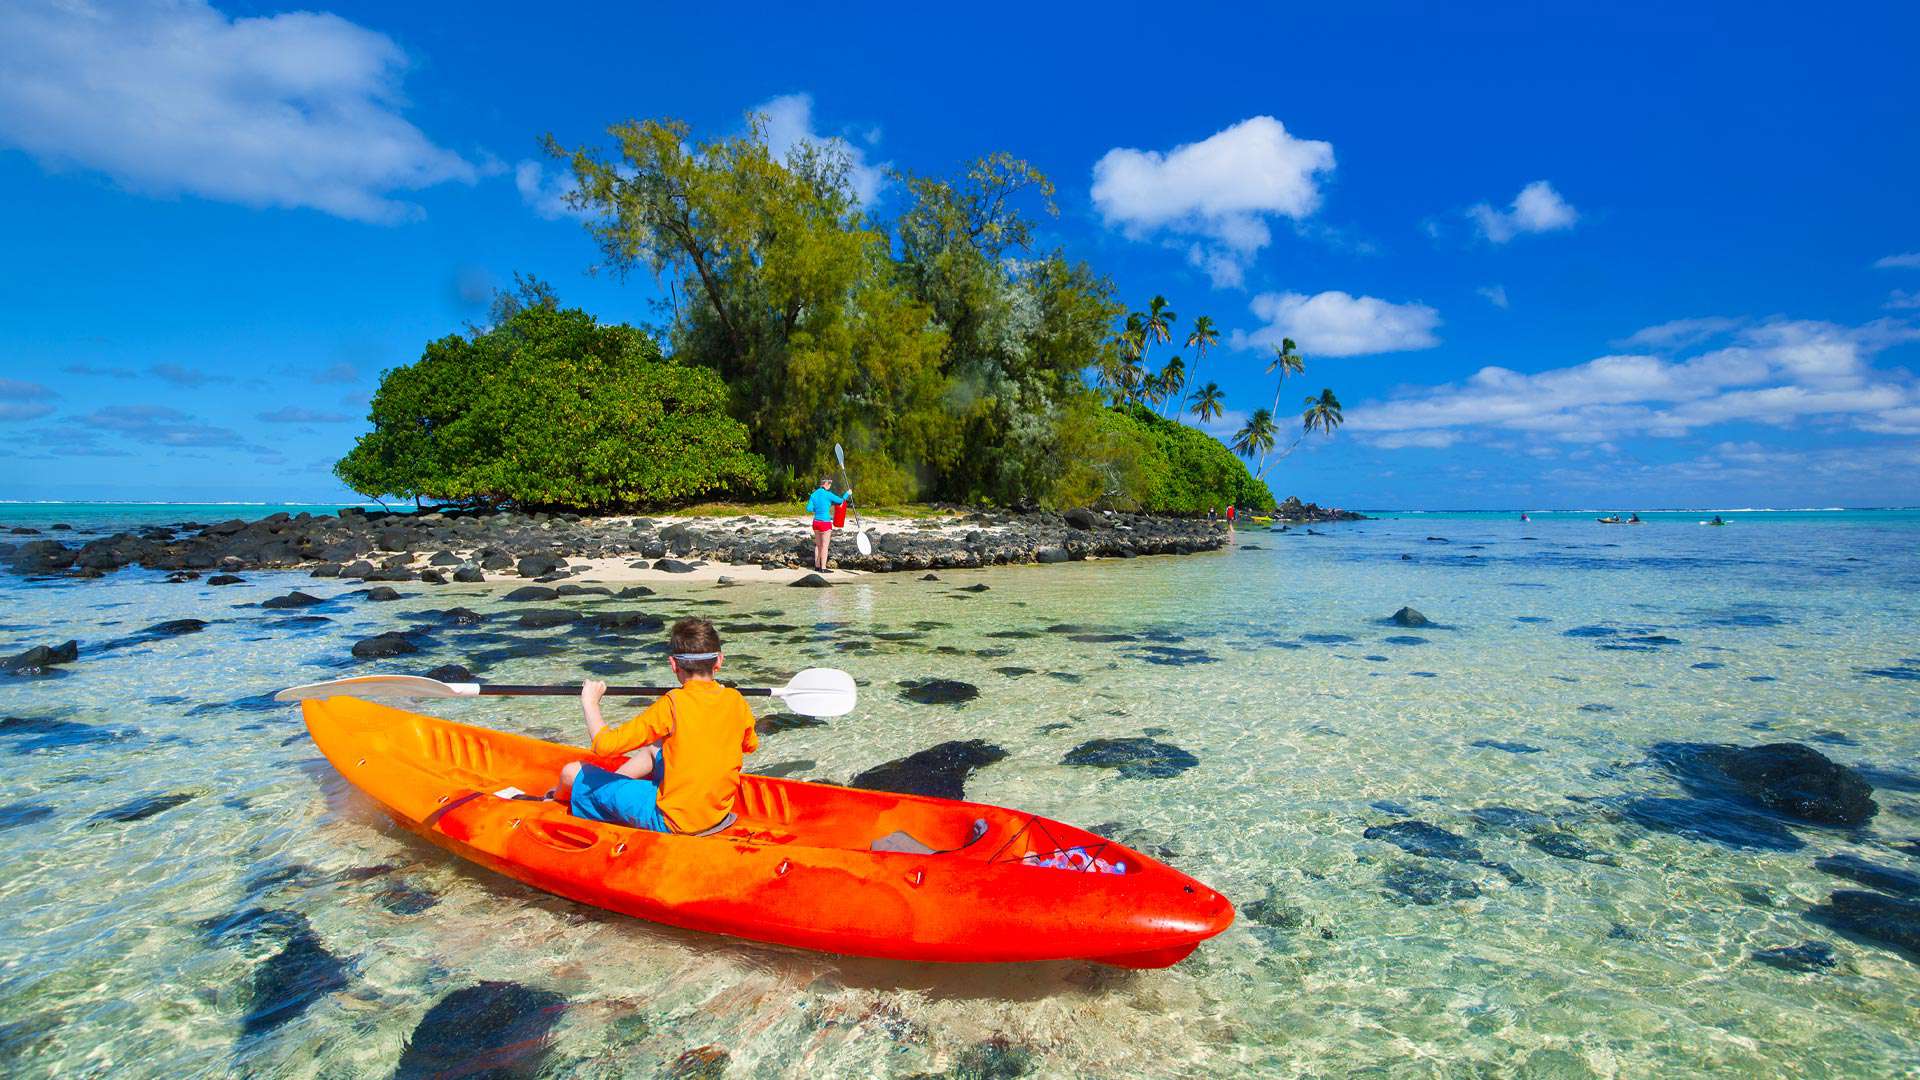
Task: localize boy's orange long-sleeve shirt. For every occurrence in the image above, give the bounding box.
[591,679,758,832]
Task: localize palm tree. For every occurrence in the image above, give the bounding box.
[1156,356,1186,417]
[1188,382,1225,424]
[1266,337,1304,420]
[1301,388,1344,438]
[1141,296,1177,357]
[1183,314,1217,410]
[1231,408,1277,474]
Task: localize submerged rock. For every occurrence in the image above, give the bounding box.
[789,573,832,588]
[423,664,474,684]
[847,740,1008,799]
[518,609,579,628]
[392,981,568,1080]
[1388,607,1432,627]
[90,791,195,824]
[262,591,323,609]
[241,924,350,1037]
[1061,737,1199,779]
[1814,854,1920,899]
[0,800,55,832]
[503,585,558,602]
[1364,819,1525,883]
[897,678,979,705]
[1649,741,1877,827]
[1751,941,1839,973]
[1381,863,1481,905]
[1470,739,1543,754]
[1619,796,1804,852]
[0,715,135,753]
[2,640,78,674]
[756,712,825,735]
[1806,890,1920,964]
[351,632,419,659]
[364,586,403,602]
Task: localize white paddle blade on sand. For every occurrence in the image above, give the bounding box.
[274,674,481,702]
[773,667,858,717]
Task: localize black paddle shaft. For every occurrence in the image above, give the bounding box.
[477,684,773,698]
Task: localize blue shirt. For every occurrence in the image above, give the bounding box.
[807,487,848,523]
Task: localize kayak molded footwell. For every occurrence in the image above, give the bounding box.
[303,696,1234,967]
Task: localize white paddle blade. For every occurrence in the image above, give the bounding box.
[771,667,858,717]
[856,529,873,556]
[274,674,480,702]
[834,442,846,469]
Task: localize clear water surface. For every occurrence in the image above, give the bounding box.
[1,506,1917,1076]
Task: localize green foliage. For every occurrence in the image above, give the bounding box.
[549,116,954,499]
[335,297,764,509]
[1054,404,1274,512]
[531,111,1334,512]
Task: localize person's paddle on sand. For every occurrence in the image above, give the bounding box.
[807,476,851,572]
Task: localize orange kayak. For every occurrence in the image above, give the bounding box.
[304,696,1234,967]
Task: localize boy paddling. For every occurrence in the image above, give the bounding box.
[551,618,758,834]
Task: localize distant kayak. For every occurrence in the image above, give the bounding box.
[303,696,1234,967]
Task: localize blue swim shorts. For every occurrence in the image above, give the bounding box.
[570,759,670,833]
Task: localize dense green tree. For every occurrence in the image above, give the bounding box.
[547,115,953,500]
[893,153,1124,504]
[336,296,764,508]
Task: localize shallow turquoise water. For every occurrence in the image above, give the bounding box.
[2,510,1918,1076]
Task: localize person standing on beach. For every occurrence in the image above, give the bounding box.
[806,477,851,573]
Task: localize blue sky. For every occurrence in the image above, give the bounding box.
[2,0,1917,509]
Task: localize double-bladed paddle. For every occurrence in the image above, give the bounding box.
[832,442,873,556]
[273,666,859,717]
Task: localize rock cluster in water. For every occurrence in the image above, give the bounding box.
[1271,496,1367,523]
[0,505,1231,580]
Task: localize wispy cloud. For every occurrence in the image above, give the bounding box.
[1348,317,1920,446]
[258,407,350,423]
[1235,290,1441,357]
[1874,252,1920,270]
[0,378,57,422]
[1092,116,1335,289]
[1468,180,1578,244]
[314,363,358,385]
[1886,289,1920,311]
[78,404,266,451]
[1614,316,1742,352]
[1477,285,1509,309]
[63,363,137,379]
[0,0,478,224]
[150,363,230,388]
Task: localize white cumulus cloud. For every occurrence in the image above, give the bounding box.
[1469,180,1578,244]
[754,93,887,207]
[1092,116,1335,289]
[1347,317,1920,447]
[1238,291,1441,357]
[0,0,478,224]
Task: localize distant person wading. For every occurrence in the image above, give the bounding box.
[807,477,851,573]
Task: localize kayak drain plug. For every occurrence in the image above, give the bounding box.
[906,869,925,888]
[776,859,791,877]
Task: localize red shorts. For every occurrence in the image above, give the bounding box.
[812,520,833,533]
